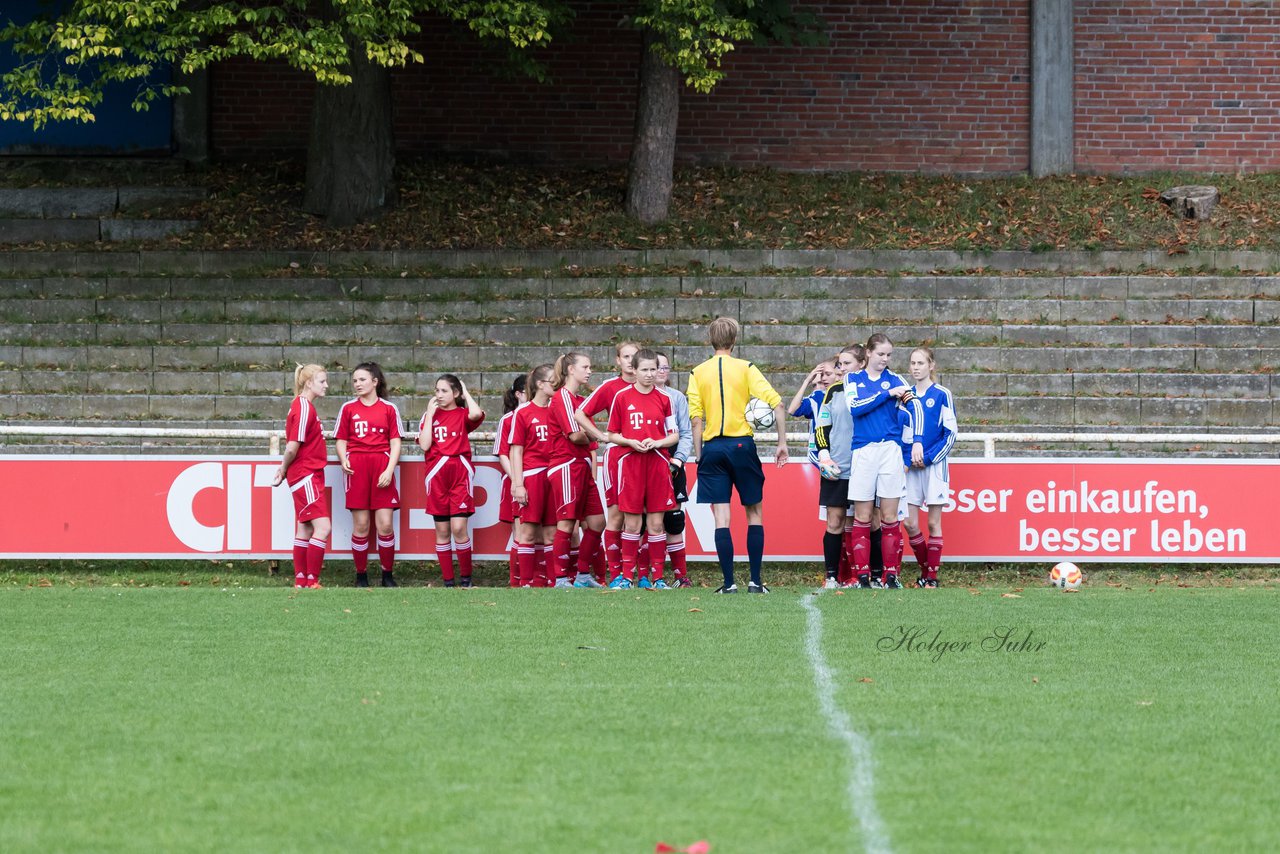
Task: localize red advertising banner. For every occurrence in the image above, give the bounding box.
[0,455,1272,562]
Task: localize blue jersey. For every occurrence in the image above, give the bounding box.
[846,369,923,449]
[794,388,825,466]
[900,383,958,467]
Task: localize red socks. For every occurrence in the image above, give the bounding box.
[292,539,308,586]
[306,536,326,586]
[667,540,687,581]
[620,531,641,581]
[377,535,395,572]
[850,520,872,576]
[456,538,473,581]
[578,527,603,576]
[436,543,455,583]
[553,528,574,582]
[926,536,943,580]
[517,545,536,586]
[880,521,903,576]
[909,531,929,568]
[350,534,370,575]
[647,533,666,581]
[604,529,622,581]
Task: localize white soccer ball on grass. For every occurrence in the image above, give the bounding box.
[1049,561,1083,589]
[744,397,776,432]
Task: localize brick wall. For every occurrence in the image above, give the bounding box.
[1076,0,1280,172]
[208,1,1280,175]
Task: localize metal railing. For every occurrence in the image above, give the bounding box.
[4,425,1280,458]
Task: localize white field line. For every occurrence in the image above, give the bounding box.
[801,594,892,854]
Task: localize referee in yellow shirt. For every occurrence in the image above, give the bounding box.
[687,317,789,593]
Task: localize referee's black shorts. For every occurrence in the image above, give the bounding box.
[695,436,765,506]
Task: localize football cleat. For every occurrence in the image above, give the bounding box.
[608,576,633,590]
[459,578,473,588]
[553,577,574,588]
[673,577,692,588]
[856,575,873,589]
[652,579,672,590]
[573,573,604,588]
[924,578,939,588]
[381,573,399,588]
[748,582,770,593]
[823,577,839,590]
[637,576,654,590]
[916,577,929,588]
[355,574,371,588]
[714,584,739,594]
[883,574,902,589]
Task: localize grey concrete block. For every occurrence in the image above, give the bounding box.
[0,219,100,243]
[21,369,86,393]
[1251,277,1280,299]
[206,393,276,419]
[1212,250,1280,272]
[927,346,995,372]
[869,299,932,322]
[945,373,1007,396]
[0,187,117,217]
[425,346,483,371]
[101,219,198,241]
[419,324,486,345]
[740,324,809,345]
[0,369,20,392]
[97,300,163,323]
[742,276,817,298]
[219,371,289,394]
[483,323,550,345]
[152,345,218,369]
[1141,398,1206,425]
[1009,375,1074,396]
[1188,299,1253,323]
[1129,325,1197,347]
[0,298,95,322]
[346,346,417,371]
[1205,398,1272,427]
[995,299,1061,323]
[1007,396,1075,425]
[740,299,826,324]
[218,345,287,369]
[544,299,607,321]
[545,277,615,297]
[1142,374,1269,399]
[1195,326,1259,347]
[1122,299,1188,323]
[682,276,745,296]
[1125,276,1192,299]
[1190,277,1263,299]
[1072,373,1138,397]
[933,298,1000,322]
[610,298,675,321]
[2,322,92,345]
[0,345,21,366]
[959,395,1007,422]
[1057,299,1124,323]
[137,251,202,275]
[676,298,740,321]
[1252,301,1280,323]
[1062,276,1126,299]
[617,276,682,296]
[160,322,229,344]
[1000,325,1070,346]
[39,277,109,298]
[1124,348,1198,372]
[293,323,414,346]
[704,249,772,270]
[284,347,349,371]
[163,299,228,324]
[806,325,861,346]
[22,345,86,369]
[10,251,82,274]
[221,299,300,323]
[734,344,807,367]
[362,301,422,324]
[1074,397,1142,426]
[117,186,207,210]
[92,370,155,393]
[935,323,1001,345]
[12,393,86,417]
[105,277,171,297]
[79,395,147,419]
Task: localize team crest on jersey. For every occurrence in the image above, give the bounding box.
[926,398,936,408]
[881,381,890,390]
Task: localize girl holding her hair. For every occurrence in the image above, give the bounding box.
[548,352,607,588]
[272,364,330,588]
[510,364,559,587]
[418,374,485,587]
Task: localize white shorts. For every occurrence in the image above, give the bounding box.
[905,461,950,508]
[848,441,906,502]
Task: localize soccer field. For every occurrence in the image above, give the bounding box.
[2,585,1277,853]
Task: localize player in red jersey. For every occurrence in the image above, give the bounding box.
[573,340,639,583]
[272,364,330,588]
[605,349,679,589]
[493,375,528,587]
[335,361,404,588]
[418,374,485,588]
[548,352,607,588]
[510,364,558,587]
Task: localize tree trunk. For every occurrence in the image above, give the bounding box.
[302,37,395,225]
[624,32,681,225]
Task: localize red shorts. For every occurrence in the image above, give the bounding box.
[344,451,400,511]
[615,451,677,515]
[289,471,329,522]
[498,475,517,524]
[550,458,604,522]
[602,444,622,506]
[424,456,476,518]
[518,468,557,527]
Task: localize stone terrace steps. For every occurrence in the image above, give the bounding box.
[2,273,1280,430]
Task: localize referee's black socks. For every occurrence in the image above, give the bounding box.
[714,528,735,587]
[747,525,764,587]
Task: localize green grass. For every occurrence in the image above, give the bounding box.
[1,583,1277,852]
